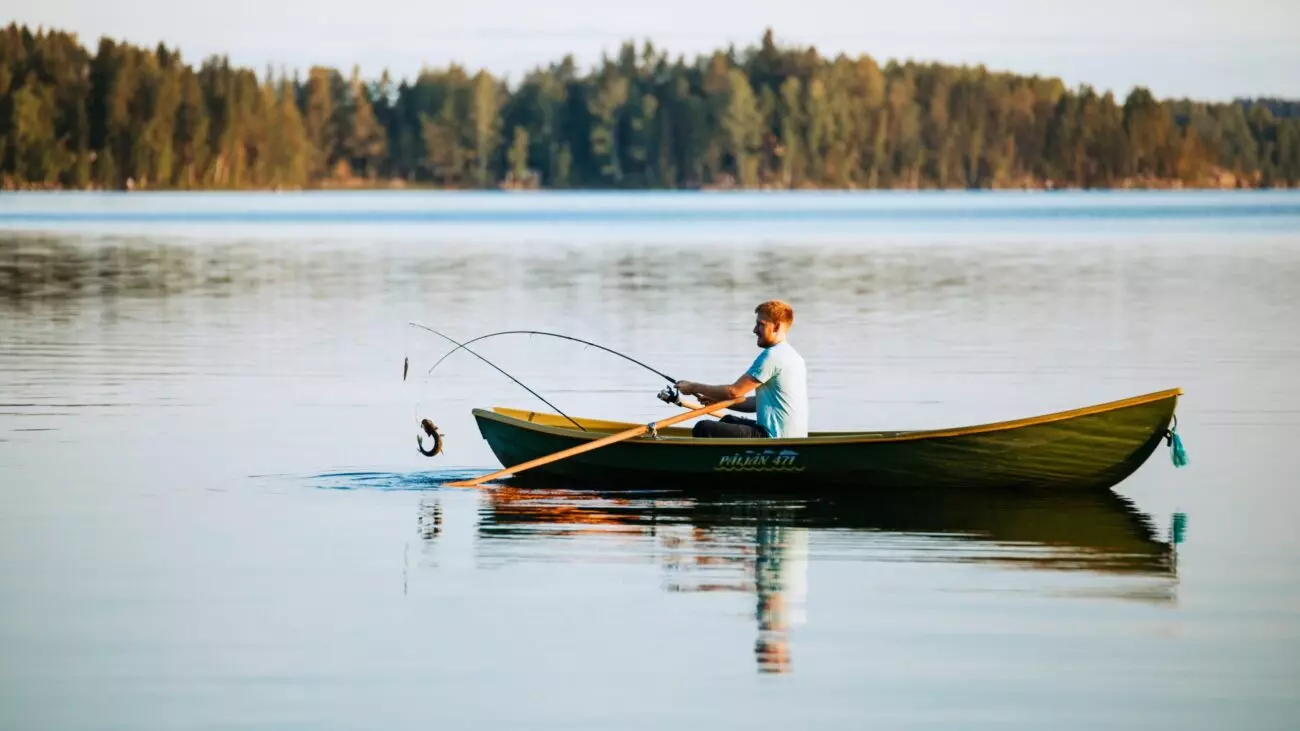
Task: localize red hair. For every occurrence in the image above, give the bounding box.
[755,300,794,327]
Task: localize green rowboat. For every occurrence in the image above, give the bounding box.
[470,388,1182,490]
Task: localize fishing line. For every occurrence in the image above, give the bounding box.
[407,322,586,431]
[422,329,677,383]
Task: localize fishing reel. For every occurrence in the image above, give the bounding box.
[658,384,703,410]
[657,384,684,406]
[417,418,444,457]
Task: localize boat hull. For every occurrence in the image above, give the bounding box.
[470,389,1180,491]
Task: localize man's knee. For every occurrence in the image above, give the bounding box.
[692,420,718,438]
[693,418,764,439]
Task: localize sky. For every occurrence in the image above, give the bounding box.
[9,0,1300,100]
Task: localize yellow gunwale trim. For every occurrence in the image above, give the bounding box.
[476,388,1182,446]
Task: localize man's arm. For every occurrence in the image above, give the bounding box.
[677,375,760,409]
[728,396,757,413]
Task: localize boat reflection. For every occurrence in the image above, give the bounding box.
[435,485,1181,674]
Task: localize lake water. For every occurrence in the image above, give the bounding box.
[2,191,1298,729]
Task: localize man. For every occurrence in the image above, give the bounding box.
[676,300,808,439]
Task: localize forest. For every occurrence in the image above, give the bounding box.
[2,23,1298,191]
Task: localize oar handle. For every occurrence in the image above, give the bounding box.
[446,397,743,488]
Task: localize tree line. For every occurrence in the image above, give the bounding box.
[2,23,1298,191]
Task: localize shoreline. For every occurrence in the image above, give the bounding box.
[5,177,1294,194]
[3,182,1294,194]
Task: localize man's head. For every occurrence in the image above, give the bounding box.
[753,300,794,348]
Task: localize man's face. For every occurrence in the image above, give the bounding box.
[753,317,782,347]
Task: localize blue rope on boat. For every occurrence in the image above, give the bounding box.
[1170,432,1188,467]
[1166,415,1189,468]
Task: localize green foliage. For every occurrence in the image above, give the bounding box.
[720,69,762,186]
[2,22,1298,190]
[507,125,529,180]
[339,67,387,178]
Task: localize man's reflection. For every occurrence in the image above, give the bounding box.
[754,522,808,674]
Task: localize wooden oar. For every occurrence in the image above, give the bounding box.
[445,397,743,488]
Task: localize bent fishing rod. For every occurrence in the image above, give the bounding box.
[407,323,706,459]
[422,329,677,384]
[407,322,586,431]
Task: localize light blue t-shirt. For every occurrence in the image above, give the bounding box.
[745,341,808,439]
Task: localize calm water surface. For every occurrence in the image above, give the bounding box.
[2,192,1298,729]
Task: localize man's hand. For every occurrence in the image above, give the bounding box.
[675,380,700,396]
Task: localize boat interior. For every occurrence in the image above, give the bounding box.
[485,387,1182,442]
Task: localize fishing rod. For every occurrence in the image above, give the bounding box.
[407,322,586,431]
[423,329,677,384]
